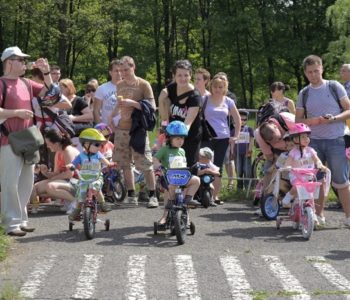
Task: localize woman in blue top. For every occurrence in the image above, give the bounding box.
[202,74,241,204]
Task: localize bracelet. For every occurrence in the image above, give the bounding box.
[43,71,50,75]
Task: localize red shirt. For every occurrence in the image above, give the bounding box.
[0,78,43,145]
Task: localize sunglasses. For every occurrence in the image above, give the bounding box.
[241,118,247,121]
[93,143,102,147]
[10,58,26,64]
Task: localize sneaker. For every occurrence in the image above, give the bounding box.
[209,201,217,207]
[122,196,138,206]
[147,196,159,208]
[100,202,112,212]
[187,199,201,207]
[254,208,262,216]
[315,214,326,227]
[343,217,350,227]
[68,208,81,221]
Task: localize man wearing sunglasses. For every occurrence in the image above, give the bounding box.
[0,46,53,236]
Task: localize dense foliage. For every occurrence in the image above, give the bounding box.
[0,0,348,107]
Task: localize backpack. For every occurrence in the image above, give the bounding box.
[301,80,342,118]
[256,101,289,130]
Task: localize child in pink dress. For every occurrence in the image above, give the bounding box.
[282,123,327,206]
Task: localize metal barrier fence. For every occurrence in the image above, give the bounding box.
[221,108,260,198]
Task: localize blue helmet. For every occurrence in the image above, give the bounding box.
[166,121,188,137]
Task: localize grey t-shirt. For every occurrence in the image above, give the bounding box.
[296,80,347,139]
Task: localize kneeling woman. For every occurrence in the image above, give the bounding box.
[30,129,80,208]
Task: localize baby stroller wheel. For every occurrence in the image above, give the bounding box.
[261,193,280,220]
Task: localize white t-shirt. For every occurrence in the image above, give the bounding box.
[95,81,118,124]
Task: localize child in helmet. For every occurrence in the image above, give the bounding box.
[68,128,113,220]
[282,123,327,207]
[94,123,114,160]
[191,147,220,207]
[154,121,201,226]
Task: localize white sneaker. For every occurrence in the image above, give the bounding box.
[343,217,350,227]
[315,214,326,227]
[147,196,159,208]
[254,208,261,216]
[123,196,138,206]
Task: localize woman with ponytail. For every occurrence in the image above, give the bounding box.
[29,128,80,211]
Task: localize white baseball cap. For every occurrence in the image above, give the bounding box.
[1,46,30,62]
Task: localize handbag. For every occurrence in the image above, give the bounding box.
[201,96,217,141]
[8,126,44,164]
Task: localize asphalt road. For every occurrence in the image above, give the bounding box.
[0,201,349,300]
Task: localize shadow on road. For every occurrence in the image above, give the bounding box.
[15,224,188,248]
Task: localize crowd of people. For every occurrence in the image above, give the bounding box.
[0,45,350,237]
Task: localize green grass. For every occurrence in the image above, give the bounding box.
[0,226,11,262]
[0,283,23,300]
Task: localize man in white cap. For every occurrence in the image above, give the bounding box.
[0,46,52,236]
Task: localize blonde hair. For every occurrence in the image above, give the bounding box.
[59,78,76,96]
[209,74,228,95]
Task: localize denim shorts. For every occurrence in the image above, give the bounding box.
[310,137,349,188]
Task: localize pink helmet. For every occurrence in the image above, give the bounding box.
[94,123,112,137]
[289,123,311,137]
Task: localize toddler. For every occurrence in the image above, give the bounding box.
[154,121,201,226]
[68,128,113,220]
[191,147,220,206]
[283,123,327,208]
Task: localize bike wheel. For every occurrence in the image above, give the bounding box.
[153,222,158,235]
[260,193,280,220]
[252,152,265,179]
[189,221,195,235]
[111,178,127,202]
[200,189,211,208]
[174,210,187,245]
[83,207,95,240]
[301,206,314,240]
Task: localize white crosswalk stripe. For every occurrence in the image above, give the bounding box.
[16,254,350,299]
[125,255,147,300]
[262,255,310,300]
[174,255,201,300]
[220,256,253,300]
[19,254,57,299]
[307,256,350,300]
[72,254,103,299]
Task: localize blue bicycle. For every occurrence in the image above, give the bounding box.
[153,168,195,245]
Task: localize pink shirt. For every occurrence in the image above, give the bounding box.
[254,112,295,157]
[0,78,43,145]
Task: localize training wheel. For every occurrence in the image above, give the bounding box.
[69,222,74,231]
[153,222,158,235]
[105,219,110,231]
[189,222,195,235]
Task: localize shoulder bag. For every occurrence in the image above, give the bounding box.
[0,78,44,164]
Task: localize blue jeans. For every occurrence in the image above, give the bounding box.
[234,153,252,189]
[310,137,349,188]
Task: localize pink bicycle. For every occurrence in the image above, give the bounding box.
[276,168,322,240]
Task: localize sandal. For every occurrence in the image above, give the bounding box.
[227,184,234,190]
